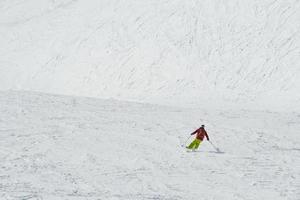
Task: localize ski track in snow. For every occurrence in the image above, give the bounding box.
[0,91,299,200]
[0,0,299,110]
[0,0,299,199]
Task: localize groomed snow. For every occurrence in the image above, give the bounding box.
[0,91,299,199]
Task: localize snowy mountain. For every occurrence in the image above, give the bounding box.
[1,0,299,110]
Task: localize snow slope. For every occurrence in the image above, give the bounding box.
[0,91,299,199]
[1,0,300,110]
[0,1,300,199]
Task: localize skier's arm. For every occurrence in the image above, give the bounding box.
[190,129,198,135]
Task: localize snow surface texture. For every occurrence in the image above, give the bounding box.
[1,0,300,199]
[0,0,300,110]
[0,91,300,200]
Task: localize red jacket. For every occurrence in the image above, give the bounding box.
[191,127,209,141]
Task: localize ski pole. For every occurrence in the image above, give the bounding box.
[182,135,192,147]
[209,140,221,152]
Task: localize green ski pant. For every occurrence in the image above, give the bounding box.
[187,139,202,149]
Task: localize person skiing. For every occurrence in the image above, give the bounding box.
[186,125,209,150]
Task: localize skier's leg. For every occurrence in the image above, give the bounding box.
[194,139,202,149]
[187,140,195,149]
[187,139,197,149]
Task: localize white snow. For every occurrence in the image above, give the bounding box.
[0,91,299,199]
[0,0,300,199]
[0,0,299,110]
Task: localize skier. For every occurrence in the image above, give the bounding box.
[186,125,209,150]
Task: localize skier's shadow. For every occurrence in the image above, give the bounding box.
[210,150,225,154]
[187,150,225,154]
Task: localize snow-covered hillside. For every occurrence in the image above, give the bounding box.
[0,91,299,199]
[1,0,299,109]
[0,1,300,199]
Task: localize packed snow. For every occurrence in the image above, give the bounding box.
[0,91,299,199]
[0,0,300,199]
